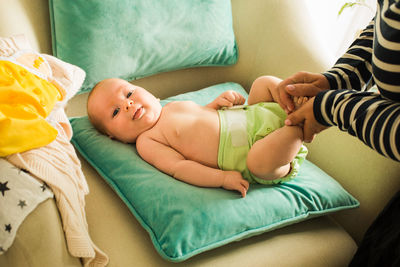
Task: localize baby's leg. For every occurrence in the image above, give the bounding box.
[247,76,282,105]
[246,125,303,180]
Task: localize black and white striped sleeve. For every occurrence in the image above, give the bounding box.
[323,19,375,91]
[313,0,400,162]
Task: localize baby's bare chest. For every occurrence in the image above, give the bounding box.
[163,103,219,144]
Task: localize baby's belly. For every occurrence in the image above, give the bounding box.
[173,118,220,168]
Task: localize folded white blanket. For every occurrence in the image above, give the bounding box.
[0,158,54,255]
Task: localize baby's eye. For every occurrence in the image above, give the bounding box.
[127,91,133,98]
[112,107,120,117]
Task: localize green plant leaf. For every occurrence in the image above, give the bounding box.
[338,2,360,16]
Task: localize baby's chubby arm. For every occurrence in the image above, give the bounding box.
[206,90,246,110]
[136,135,249,197]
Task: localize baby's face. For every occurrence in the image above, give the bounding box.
[88,78,162,143]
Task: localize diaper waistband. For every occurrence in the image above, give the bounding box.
[219,108,248,147]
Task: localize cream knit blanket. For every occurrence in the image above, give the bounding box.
[7,120,108,266]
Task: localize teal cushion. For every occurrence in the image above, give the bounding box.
[70,82,359,262]
[49,0,238,94]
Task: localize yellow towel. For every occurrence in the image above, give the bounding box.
[0,60,62,156]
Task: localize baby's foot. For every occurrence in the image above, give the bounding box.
[293,96,308,110]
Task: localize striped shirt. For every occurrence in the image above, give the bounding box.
[315,0,400,161]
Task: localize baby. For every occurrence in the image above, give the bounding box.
[87,76,308,197]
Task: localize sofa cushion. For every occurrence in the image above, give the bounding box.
[70,82,359,262]
[49,0,238,93]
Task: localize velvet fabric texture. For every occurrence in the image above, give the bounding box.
[49,0,238,93]
[70,82,359,262]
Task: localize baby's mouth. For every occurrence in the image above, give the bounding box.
[132,106,144,120]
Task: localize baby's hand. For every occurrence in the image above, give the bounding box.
[220,90,246,107]
[207,90,245,110]
[222,171,249,198]
[293,96,308,110]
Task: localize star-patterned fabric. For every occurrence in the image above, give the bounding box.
[0,158,53,254]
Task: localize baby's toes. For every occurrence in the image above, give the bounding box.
[293,96,302,109]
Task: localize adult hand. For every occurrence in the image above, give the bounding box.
[277,71,330,113]
[284,97,329,142]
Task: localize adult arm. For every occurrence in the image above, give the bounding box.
[289,1,400,161]
[323,19,375,91]
[277,17,375,112]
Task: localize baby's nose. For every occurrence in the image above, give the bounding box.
[124,99,133,111]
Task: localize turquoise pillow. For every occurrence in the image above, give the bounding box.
[70,82,359,262]
[49,0,238,93]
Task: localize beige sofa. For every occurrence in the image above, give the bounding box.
[1,0,399,266]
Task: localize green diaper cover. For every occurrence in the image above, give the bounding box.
[217,102,308,184]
